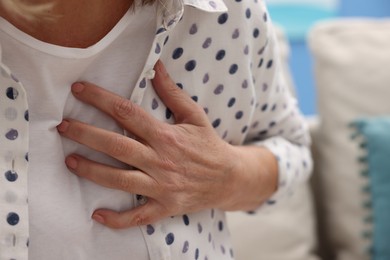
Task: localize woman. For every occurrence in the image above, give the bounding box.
[0,0,312,259]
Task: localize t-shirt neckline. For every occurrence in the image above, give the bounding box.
[0,7,136,59]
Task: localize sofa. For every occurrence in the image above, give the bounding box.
[226,19,390,260]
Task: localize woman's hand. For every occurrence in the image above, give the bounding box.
[57,60,277,229]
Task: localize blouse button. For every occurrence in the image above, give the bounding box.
[144,69,155,80]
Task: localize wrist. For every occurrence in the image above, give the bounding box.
[219,145,278,212]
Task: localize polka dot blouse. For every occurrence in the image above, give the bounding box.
[0,0,312,259]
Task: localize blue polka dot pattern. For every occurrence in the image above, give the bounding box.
[5,170,18,182]
[147,225,155,235]
[202,37,212,48]
[5,129,18,140]
[183,214,190,225]
[229,64,238,74]
[1,64,29,259]
[139,78,146,88]
[228,98,236,107]
[232,29,239,39]
[164,36,169,45]
[195,248,200,259]
[190,24,198,34]
[182,240,189,253]
[218,13,228,24]
[203,73,209,83]
[198,223,203,233]
[165,233,175,245]
[267,59,274,69]
[166,108,173,119]
[6,87,18,100]
[245,8,251,19]
[242,79,248,89]
[221,245,226,254]
[0,0,312,258]
[212,119,221,128]
[7,212,20,226]
[214,84,224,95]
[208,1,216,9]
[152,98,159,110]
[235,111,243,119]
[185,60,197,71]
[230,248,234,258]
[24,110,29,121]
[173,48,184,59]
[216,50,225,60]
[258,58,264,68]
[218,221,224,231]
[156,27,166,35]
[155,43,161,54]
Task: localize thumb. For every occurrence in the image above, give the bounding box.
[92,201,168,229]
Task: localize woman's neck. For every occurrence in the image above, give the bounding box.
[0,0,133,48]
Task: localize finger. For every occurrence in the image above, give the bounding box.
[57,119,151,169]
[70,81,161,141]
[92,200,168,229]
[65,154,158,198]
[152,60,208,126]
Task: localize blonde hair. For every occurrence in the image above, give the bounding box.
[0,0,55,20]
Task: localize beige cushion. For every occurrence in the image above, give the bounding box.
[226,25,319,260]
[227,183,319,260]
[308,19,390,260]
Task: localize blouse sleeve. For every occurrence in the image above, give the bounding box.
[244,3,313,210]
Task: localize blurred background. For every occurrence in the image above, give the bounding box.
[266,0,390,115]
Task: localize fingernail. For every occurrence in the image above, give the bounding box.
[92,214,105,224]
[57,120,69,133]
[72,83,85,93]
[65,156,78,170]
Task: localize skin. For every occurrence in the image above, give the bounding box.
[1,0,278,229]
[0,0,132,48]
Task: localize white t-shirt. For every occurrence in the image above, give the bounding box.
[0,4,156,259]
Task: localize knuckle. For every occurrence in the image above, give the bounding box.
[113,98,135,119]
[114,173,133,191]
[106,135,131,157]
[157,155,177,171]
[177,199,189,212]
[170,195,189,213]
[169,87,183,102]
[134,214,151,226]
[155,128,182,146]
